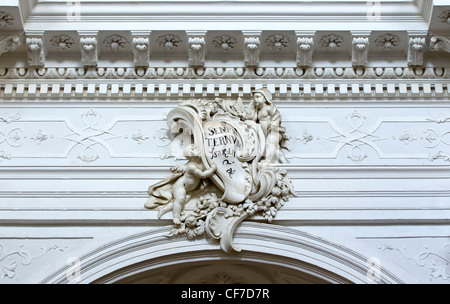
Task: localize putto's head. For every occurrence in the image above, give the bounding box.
[252,88,273,107]
[183,144,201,159]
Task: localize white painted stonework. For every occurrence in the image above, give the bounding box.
[0,0,449,284]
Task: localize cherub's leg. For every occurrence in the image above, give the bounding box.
[172,185,187,225]
[172,176,186,225]
[172,196,185,225]
[158,202,173,219]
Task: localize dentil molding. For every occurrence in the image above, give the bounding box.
[0,80,448,101]
[0,67,448,101]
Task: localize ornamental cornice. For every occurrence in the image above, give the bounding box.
[0,29,448,69]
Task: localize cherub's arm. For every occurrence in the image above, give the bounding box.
[170,165,186,174]
[269,104,281,122]
[190,163,217,179]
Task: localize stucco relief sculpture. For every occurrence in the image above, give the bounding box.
[145,88,294,253]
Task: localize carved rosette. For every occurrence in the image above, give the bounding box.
[437,10,450,25]
[212,35,237,51]
[374,33,400,50]
[0,11,14,28]
[50,34,75,51]
[319,34,344,50]
[265,34,290,50]
[156,34,182,50]
[145,90,294,253]
[103,34,129,51]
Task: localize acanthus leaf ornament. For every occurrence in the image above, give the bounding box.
[0,243,65,280]
[296,36,314,67]
[352,37,369,67]
[0,151,11,160]
[80,36,98,67]
[408,37,426,67]
[430,36,450,54]
[145,88,294,253]
[187,33,206,67]
[131,129,150,144]
[0,11,14,28]
[0,36,20,57]
[243,33,261,67]
[437,10,450,25]
[31,130,49,143]
[296,130,314,144]
[0,113,20,124]
[132,37,150,67]
[26,37,45,67]
[380,243,450,281]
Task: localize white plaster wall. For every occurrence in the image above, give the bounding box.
[0,97,449,284]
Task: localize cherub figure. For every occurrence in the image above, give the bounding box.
[145,144,217,225]
[245,88,289,163]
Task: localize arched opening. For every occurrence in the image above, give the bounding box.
[41,223,404,284]
[93,251,351,284]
